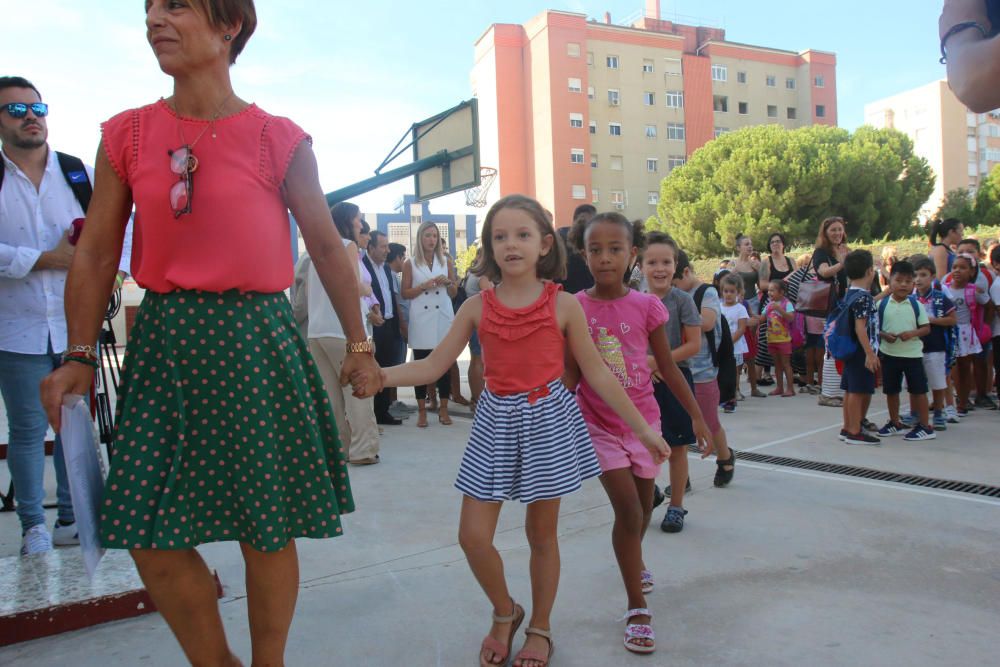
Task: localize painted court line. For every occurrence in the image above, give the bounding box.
[741,409,888,452]
[738,460,1000,507]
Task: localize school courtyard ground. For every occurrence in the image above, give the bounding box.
[1,358,998,666]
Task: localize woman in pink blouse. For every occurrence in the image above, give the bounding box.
[40,1,380,664]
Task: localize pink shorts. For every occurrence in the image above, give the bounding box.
[768,341,792,356]
[586,422,662,479]
[693,380,722,433]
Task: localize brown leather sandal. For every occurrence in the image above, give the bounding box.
[479,601,524,666]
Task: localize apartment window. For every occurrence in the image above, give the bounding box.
[568,77,582,93]
[767,104,778,118]
[609,122,622,136]
[569,112,584,128]
[589,120,597,134]
[667,123,686,141]
[738,102,749,115]
[590,153,598,168]
[611,190,625,209]
[587,51,594,66]
[712,64,728,82]
[668,156,686,170]
[570,148,585,164]
[607,55,620,69]
[610,155,623,170]
[665,90,684,109]
[737,71,747,84]
[663,58,683,76]
[644,91,655,106]
[787,107,797,120]
[645,124,658,138]
[592,188,599,203]
[642,59,654,73]
[713,95,729,113]
[786,77,796,90]
[571,184,586,199]
[714,127,729,138]
[608,89,620,106]
[647,158,659,173]
[567,42,581,57]
[648,191,659,205]
[814,74,825,87]
[816,105,826,118]
[766,74,776,87]
[587,86,595,100]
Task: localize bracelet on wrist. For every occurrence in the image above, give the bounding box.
[64,344,98,360]
[940,21,990,64]
[63,355,98,369]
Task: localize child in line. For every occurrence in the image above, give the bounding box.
[764,280,796,397]
[991,245,1000,398]
[567,213,710,654]
[720,274,750,412]
[839,250,882,446]
[369,195,670,667]
[641,233,708,533]
[955,239,997,409]
[944,253,991,416]
[674,250,737,487]
[876,261,935,440]
[912,256,957,430]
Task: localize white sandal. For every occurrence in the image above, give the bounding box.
[641,569,654,594]
[623,608,655,654]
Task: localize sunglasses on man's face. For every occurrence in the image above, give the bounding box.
[2,103,49,119]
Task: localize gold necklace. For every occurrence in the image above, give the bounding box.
[175,91,235,150]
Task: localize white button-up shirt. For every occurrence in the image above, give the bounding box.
[0,148,130,354]
[367,252,394,320]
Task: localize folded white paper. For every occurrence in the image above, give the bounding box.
[60,394,106,579]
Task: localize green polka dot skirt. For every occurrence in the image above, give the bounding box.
[100,290,355,552]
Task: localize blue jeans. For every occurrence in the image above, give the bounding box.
[0,342,74,532]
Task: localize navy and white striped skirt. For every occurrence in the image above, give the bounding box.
[455,379,602,503]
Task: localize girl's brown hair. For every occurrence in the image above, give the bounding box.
[471,194,566,282]
[187,0,258,64]
[814,216,845,254]
[720,273,744,296]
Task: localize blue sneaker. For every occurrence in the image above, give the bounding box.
[933,410,947,431]
[660,506,688,533]
[904,425,937,441]
[877,421,907,437]
[900,412,917,427]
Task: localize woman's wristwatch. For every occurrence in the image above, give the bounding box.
[346,338,374,355]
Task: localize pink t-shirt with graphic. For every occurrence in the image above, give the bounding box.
[575,289,669,435]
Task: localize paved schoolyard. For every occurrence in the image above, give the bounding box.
[1,372,998,666]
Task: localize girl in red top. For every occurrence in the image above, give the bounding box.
[371,195,668,667]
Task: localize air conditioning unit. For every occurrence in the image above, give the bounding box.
[614,203,626,210]
[609,99,620,106]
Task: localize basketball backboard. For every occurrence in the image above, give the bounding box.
[412,99,480,201]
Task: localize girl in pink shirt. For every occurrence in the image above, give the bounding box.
[566,213,711,655]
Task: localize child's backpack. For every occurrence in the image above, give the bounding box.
[877,295,921,341]
[965,283,993,345]
[694,285,736,401]
[823,290,867,360]
[790,311,806,348]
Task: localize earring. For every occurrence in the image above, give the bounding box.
[224,34,232,41]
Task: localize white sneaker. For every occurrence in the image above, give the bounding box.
[20,524,53,556]
[53,520,80,546]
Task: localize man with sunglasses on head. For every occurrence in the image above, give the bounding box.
[0,76,119,556]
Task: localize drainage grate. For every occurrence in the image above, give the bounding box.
[691,446,1000,498]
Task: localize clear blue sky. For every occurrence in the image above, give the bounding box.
[12,1,946,214]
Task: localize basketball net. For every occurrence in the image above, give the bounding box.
[464,167,498,208]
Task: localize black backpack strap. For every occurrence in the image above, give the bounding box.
[693,284,718,364]
[55,151,92,213]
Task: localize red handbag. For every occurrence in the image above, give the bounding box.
[794,274,836,318]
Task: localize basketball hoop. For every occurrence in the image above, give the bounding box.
[464,167,498,208]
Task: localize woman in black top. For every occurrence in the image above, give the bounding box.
[812,216,850,297]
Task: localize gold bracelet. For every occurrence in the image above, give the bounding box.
[64,344,98,360]
[345,338,374,354]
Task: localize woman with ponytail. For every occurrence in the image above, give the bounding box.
[929,218,965,281]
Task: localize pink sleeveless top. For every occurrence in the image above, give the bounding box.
[101,100,309,293]
[480,281,565,395]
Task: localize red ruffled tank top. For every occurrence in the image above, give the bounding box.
[479,281,565,395]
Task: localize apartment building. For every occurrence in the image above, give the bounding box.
[472,0,837,225]
[865,79,1000,219]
